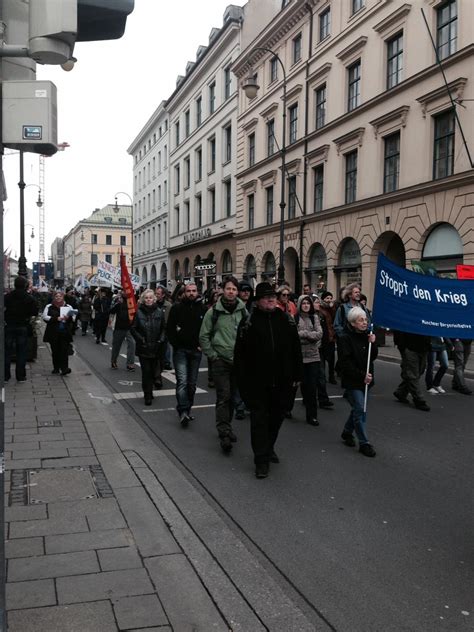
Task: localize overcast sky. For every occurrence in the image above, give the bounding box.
[3,0,246,263]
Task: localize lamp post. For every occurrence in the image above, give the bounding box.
[113,192,133,269]
[17,151,42,277]
[242,48,287,286]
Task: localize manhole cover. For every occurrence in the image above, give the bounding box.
[28,468,98,503]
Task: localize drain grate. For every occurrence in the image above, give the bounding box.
[90,464,114,498]
[37,419,62,427]
[9,470,28,506]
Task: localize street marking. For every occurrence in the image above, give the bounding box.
[88,393,113,404]
[114,387,207,401]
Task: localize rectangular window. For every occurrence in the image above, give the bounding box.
[224,124,232,163]
[248,133,256,166]
[210,188,216,223]
[289,104,298,144]
[347,60,361,111]
[184,157,190,188]
[174,164,180,194]
[292,33,302,64]
[352,0,364,14]
[163,180,167,202]
[158,185,162,207]
[185,110,190,137]
[209,137,216,172]
[92,234,98,245]
[319,8,330,41]
[91,253,98,266]
[105,234,112,246]
[209,81,216,114]
[224,66,232,99]
[270,57,278,83]
[313,165,324,212]
[120,235,126,246]
[196,96,202,127]
[196,147,203,181]
[288,175,297,219]
[248,194,255,230]
[196,194,202,227]
[105,254,112,264]
[433,109,455,179]
[175,205,180,234]
[267,119,275,156]
[266,186,274,225]
[387,33,403,89]
[384,132,400,193]
[315,84,326,129]
[163,221,167,245]
[152,156,156,178]
[224,180,232,217]
[163,145,167,168]
[184,201,190,232]
[345,151,358,203]
[437,0,457,60]
[175,121,180,147]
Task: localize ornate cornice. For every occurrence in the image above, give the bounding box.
[259,102,279,119]
[335,36,368,64]
[333,127,365,155]
[416,77,467,117]
[373,4,412,36]
[369,105,410,138]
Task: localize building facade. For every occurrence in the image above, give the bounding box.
[166,5,245,292]
[128,101,170,288]
[232,0,473,298]
[62,204,132,284]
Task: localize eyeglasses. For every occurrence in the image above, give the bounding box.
[281,293,289,297]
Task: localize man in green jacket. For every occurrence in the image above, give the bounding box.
[199,276,248,453]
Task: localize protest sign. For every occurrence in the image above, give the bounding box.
[372,253,474,339]
[97,260,140,290]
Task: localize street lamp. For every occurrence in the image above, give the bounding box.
[17,150,43,277]
[80,228,95,276]
[24,224,35,239]
[242,48,287,286]
[113,191,133,269]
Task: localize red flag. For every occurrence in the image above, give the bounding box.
[456,264,474,280]
[120,248,137,323]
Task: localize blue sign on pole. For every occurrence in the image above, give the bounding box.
[372,254,474,339]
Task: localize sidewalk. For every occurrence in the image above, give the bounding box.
[5,343,322,631]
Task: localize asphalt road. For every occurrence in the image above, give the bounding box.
[73,328,474,632]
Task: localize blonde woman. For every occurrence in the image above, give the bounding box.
[131,290,165,405]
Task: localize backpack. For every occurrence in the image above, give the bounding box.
[209,305,248,338]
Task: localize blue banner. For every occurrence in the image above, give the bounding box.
[372,254,474,339]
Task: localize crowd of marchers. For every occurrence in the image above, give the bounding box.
[4,275,472,479]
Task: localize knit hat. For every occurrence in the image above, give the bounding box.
[321,291,333,300]
[238,281,252,292]
[255,282,277,300]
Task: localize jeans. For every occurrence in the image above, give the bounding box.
[173,348,202,415]
[344,388,369,445]
[5,325,28,381]
[425,350,449,389]
[138,355,158,398]
[249,386,287,465]
[452,340,472,390]
[212,358,236,437]
[395,349,427,403]
[111,329,136,365]
[301,362,318,420]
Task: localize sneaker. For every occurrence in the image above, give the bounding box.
[319,401,334,409]
[255,463,269,479]
[414,401,430,411]
[306,418,320,426]
[180,413,189,428]
[359,443,376,457]
[427,387,438,394]
[393,391,409,404]
[126,365,135,372]
[111,362,118,370]
[220,435,232,453]
[269,451,280,463]
[341,431,356,447]
[434,386,445,393]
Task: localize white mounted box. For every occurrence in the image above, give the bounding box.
[2,80,58,156]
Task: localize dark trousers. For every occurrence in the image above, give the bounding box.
[395,349,427,403]
[81,319,90,334]
[139,356,158,398]
[315,358,331,405]
[212,358,236,437]
[452,340,472,389]
[50,338,69,372]
[321,342,336,379]
[250,386,287,465]
[301,361,319,420]
[153,342,167,386]
[5,325,28,381]
[95,318,108,341]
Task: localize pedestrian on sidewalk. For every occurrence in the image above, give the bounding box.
[131,290,166,406]
[4,276,39,383]
[93,288,111,344]
[234,282,302,478]
[199,276,248,454]
[110,291,136,371]
[318,291,337,384]
[42,291,75,376]
[448,338,472,395]
[167,283,206,427]
[78,290,93,335]
[425,337,451,394]
[337,307,378,457]
[393,331,431,411]
[295,295,323,426]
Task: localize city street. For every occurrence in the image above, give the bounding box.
[73,330,474,632]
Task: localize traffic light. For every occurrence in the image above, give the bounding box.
[77,0,135,42]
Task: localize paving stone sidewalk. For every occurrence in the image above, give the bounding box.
[4,342,321,632]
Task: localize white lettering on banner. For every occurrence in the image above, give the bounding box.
[379,270,408,297]
[97,260,140,290]
[434,289,468,307]
[379,270,469,307]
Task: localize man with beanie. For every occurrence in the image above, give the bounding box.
[234,282,303,479]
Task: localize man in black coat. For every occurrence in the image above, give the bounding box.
[110,291,136,371]
[234,282,303,478]
[166,283,206,426]
[5,276,39,382]
[93,289,111,343]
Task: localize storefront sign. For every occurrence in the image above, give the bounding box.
[195,263,216,271]
[184,228,211,244]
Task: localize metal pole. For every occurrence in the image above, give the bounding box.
[277,77,287,287]
[18,151,27,277]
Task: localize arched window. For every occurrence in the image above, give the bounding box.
[262,251,276,281]
[174,260,180,280]
[337,238,361,290]
[222,250,232,275]
[244,254,256,279]
[422,223,463,275]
